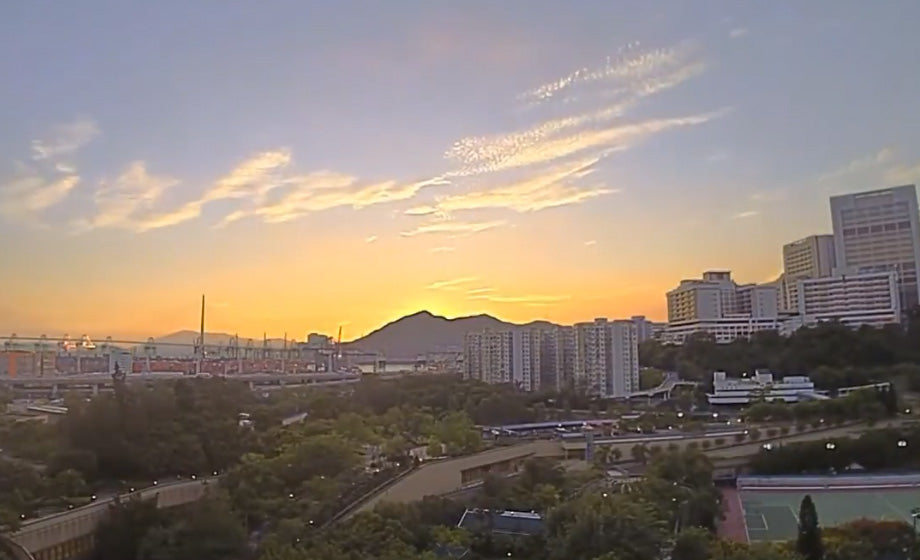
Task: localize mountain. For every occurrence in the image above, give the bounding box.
[345,310,557,360]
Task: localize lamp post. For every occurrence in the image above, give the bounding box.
[910,507,920,558]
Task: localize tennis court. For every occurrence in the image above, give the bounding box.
[740,488,920,542]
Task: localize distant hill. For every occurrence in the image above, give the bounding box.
[142,330,289,357]
[345,310,557,360]
[144,311,558,359]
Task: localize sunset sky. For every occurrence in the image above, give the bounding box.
[2,1,919,341]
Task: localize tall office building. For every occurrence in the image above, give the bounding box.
[573,318,638,398]
[830,185,920,313]
[781,235,836,311]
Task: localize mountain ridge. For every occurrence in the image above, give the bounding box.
[146,310,562,359]
[344,310,560,359]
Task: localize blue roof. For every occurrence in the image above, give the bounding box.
[457,509,545,536]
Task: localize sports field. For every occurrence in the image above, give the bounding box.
[739,488,920,542]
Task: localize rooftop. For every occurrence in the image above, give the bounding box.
[457,508,545,537]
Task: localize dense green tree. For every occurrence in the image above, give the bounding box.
[546,492,667,560]
[136,497,247,560]
[92,498,165,560]
[640,310,920,389]
[672,527,713,560]
[796,495,823,560]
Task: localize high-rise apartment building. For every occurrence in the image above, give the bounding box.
[463,330,514,385]
[464,326,575,392]
[830,185,920,313]
[540,326,575,391]
[631,315,665,343]
[573,318,638,398]
[781,235,836,311]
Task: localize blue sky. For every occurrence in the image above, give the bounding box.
[1,1,919,338]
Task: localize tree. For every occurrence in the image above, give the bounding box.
[546,492,667,560]
[92,498,164,560]
[672,527,712,560]
[631,444,648,464]
[135,497,247,560]
[796,495,823,560]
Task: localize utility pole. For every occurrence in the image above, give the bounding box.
[197,294,205,375]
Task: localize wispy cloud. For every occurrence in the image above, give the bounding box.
[73,161,180,231]
[466,287,496,295]
[0,118,99,223]
[518,43,686,104]
[3,42,721,236]
[818,148,894,183]
[446,100,720,178]
[400,42,723,232]
[401,219,505,237]
[729,28,748,39]
[0,171,80,219]
[220,173,449,227]
[427,277,478,290]
[816,147,920,193]
[732,210,759,219]
[365,235,378,243]
[407,157,616,216]
[467,293,570,306]
[31,118,100,162]
[429,246,455,253]
[584,240,597,246]
[446,44,705,176]
[71,147,451,232]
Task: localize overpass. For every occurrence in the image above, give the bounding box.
[353,419,916,512]
[628,371,698,399]
[0,371,362,398]
[3,478,215,560]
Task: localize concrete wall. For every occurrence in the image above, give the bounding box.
[358,441,562,511]
[7,479,212,559]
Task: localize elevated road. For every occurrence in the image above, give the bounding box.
[0,371,363,397]
[628,371,698,399]
[354,419,916,513]
[4,478,214,560]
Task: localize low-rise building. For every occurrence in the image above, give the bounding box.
[707,370,816,405]
[662,316,784,345]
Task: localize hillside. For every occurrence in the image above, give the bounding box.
[345,310,556,360]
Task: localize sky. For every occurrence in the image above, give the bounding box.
[2,1,920,341]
